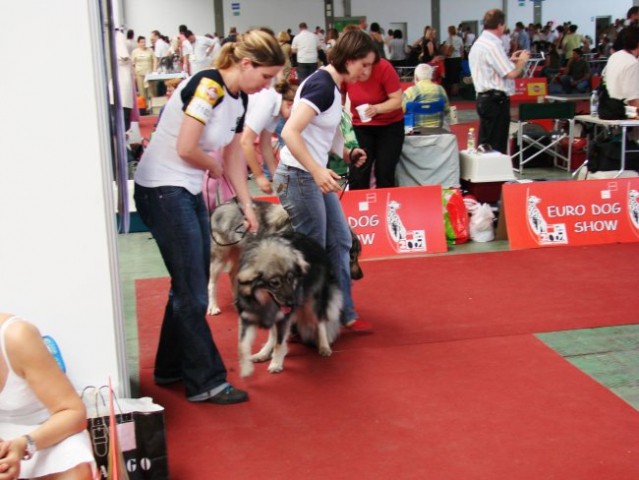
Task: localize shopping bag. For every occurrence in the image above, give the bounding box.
[464,197,495,243]
[442,188,470,244]
[83,386,169,480]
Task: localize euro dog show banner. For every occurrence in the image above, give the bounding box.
[502,179,639,249]
[340,186,447,259]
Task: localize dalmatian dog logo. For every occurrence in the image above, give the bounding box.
[526,192,568,245]
[629,188,639,231]
[386,197,426,253]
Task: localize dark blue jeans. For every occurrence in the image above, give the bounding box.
[134,184,227,399]
[274,165,356,324]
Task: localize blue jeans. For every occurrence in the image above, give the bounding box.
[273,165,356,323]
[134,184,228,399]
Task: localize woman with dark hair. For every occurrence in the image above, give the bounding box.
[274,29,374,332]
[414,26,438,63]
[134,30,285,405]
[388,29,407,67]
[369,22,386,59]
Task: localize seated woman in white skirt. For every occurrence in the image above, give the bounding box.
[0,313,95,479]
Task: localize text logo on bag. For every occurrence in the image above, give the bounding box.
[97,458,153,479]
[126,458,153,472]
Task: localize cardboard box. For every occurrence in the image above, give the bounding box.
[460,179,506,203]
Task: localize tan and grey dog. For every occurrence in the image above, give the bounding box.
[207,199,363,315]
[235,232,343,377]
[207,200,291,315]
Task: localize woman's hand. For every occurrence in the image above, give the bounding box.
[255,175,273,194]
[348,148,367,168]
[243,204,259,234]
[312,167,342,194]
[0,439,21,480]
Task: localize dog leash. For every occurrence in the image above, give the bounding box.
[210,198,250,247]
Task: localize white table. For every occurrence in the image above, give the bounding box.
[144,72,187,82]
[575,114,639,177]
[545,93,590,102]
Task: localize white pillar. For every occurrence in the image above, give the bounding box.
[0,0,129,395]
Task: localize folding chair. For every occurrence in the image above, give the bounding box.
[511,102,575,174]
[404,98,447,130]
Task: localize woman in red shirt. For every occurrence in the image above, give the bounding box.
[344,56,404,189]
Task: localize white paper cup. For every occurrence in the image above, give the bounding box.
[356,104,372,123]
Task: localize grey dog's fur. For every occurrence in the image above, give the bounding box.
[207,200,291,315]
[208,199,363,315]
[235,232,343,376]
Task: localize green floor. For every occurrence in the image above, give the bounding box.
[117,169,639,408]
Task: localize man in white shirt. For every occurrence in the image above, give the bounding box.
[185,30,219,75]
[469,9,529,153]
[604,27,639,110]
[291,22,319,81]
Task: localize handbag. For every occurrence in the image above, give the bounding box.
[597,82,626,120]
[83,387,169,480]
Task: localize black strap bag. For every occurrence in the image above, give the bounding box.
[597,81,627,120]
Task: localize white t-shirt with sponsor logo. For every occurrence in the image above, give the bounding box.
[135,69,247,194]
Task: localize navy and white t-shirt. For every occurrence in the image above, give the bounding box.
[279,69,341,170]
[135,69,247,194]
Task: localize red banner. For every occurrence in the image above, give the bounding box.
[340,186,447,259]
[503,179,639,249]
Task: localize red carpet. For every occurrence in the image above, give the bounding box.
[135,243,639,479]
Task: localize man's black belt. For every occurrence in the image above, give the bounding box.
[477,90,507,98]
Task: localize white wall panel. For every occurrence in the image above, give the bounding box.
[221,0,325,36]
[350,0,430,43]
[124,0,216,39]
[0,0,126,393]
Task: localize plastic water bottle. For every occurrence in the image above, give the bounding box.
[590,90,599,117]
[467,127,476,153]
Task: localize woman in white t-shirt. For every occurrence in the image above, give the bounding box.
[133,30,285,405]
[274,29,374,332]
[241,80,297,194]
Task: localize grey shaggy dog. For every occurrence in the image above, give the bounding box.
[235,232,343,377]
[207,199,363,315]
[207,200,291,315]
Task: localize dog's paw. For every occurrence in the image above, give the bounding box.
[207,305,222,316]
[239,361,254,378]
[318,346,333,357]
[250,352,271,363]
[267,361,284,374]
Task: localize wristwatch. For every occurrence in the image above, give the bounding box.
[22,434,37,460]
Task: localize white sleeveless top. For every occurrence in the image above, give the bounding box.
[0,317,95,478]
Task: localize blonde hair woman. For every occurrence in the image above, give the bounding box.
[277,31,292,79]
[133,30,285,405]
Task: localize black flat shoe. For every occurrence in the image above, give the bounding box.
[201,385,249,405]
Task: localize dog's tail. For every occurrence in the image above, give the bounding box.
[296,288,343,345]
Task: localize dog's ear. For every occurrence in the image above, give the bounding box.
[293,249,309,274]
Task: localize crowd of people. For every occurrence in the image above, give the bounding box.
[6,11,635,478]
